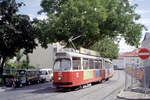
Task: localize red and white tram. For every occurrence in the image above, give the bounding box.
[53,48,114,88]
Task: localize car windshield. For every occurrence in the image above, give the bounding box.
[40,71,47,75]
[54,59,71,71]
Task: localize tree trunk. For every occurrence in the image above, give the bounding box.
[0,57,6,76]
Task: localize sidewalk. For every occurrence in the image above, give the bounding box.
[0,86,6,92]
[0,86,12,92]
[118,88,150,100]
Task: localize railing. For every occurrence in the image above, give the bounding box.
[125,64,150,95]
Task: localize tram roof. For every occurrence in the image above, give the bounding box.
[56,51,103,60]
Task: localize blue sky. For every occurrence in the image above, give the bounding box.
[133,0,150,30]
[16,0,47,19]
[16,0,150,53]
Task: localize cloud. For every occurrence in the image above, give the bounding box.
[136,9,150,14]
[129,0,133,4]
[119,38,135,53]
[137,18,150,25]
[37,15,48,20]
[136,18,150,31]
[27,14,35,20]
[119,38,136,53]
[28,14,47,20]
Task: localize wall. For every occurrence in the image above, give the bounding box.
[112,59,124,68]
[124,56,142,67]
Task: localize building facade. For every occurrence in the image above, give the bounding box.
[141,32,150,66]
[112,49,143,69]
[21,42,63,69]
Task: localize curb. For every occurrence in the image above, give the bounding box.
[0,87,5,92]
[0,86,14,92]
[117,89,150,100]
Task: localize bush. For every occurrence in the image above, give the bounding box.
[0,76,4,85]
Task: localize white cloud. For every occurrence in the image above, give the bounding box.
[119,38,136,53]
[136,18,150,32]
[28,14,35,20]
[28,14,47,20]
[137,18,150,24]
[129,0,133,4]
[136,9,150,15]
[37,15,48,20]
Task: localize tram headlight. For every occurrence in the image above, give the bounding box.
[58,76,62,80]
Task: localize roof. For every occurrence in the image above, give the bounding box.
[143,32,150,41]
[118,49,139,59]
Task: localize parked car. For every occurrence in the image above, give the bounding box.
[26,69,41,85]
[40,68,53,82]
[3,69,41,88]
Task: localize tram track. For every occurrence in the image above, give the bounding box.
[32,71,123,100]
[3,71,124,100]
[101,84,124,100]
[74,71,123,100]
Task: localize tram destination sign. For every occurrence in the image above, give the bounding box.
[138,48,150,60]
[80,47,100,56]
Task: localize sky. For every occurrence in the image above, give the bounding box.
[16,0,150,53]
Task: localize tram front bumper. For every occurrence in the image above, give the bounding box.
[53,82,73,87]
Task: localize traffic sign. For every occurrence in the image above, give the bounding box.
[138,48,150,59]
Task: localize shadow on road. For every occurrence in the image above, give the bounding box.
[4,82,52,92]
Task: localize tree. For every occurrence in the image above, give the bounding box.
[91,38,119,60]
[38,0,145,49]
[0,0,37,75]
[16,52,23,64]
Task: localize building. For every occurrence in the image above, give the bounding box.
[112,49,143,69]
[123,49,142,67]
[21,42,63,69]
[141,32,150,66]
[112,56,124,69]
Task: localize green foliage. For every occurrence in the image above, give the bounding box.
[0,0,38,74]
[0,77,3,84]
[91,38,119,60]
[38,0,107,48]
[19,60,35,69]
[5,60,16,69]
[5,60,35,69]
[16,52,23,63]
[38,0,145,49]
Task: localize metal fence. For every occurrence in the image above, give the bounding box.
[124,64,150,94]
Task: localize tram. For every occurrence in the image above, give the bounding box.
[53,48,114,88]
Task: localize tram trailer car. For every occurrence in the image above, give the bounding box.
[53,50,114,88]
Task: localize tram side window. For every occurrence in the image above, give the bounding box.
[95,61,99,69]
[89,59,94,69]
[105,61,110,69]
[72,57,81,70]
[95,60,102,69]
[108,62,112,68]
[99,60,102,69]
[83,58,89,69]
[104,61,107,68]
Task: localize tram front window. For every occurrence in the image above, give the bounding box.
[54,59,71,71]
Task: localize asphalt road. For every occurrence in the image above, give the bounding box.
[0,70,125,100]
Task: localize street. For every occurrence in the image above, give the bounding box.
[0,70,124,100]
